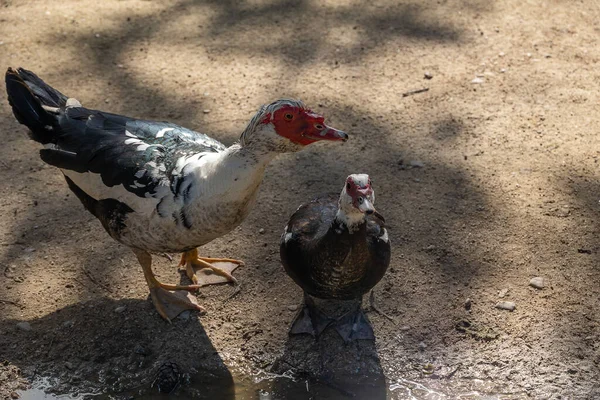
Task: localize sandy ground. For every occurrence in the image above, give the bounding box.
[1,0,600,398]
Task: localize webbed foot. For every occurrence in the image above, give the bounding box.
[150,286,206,322]
[179,249,243,286]
[289,294,375,342]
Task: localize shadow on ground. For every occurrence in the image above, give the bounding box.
[271,331,387,400]
[2,298,234,399]
[40,0,472,128]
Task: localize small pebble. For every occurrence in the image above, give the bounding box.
[16,322,32,331]
[529,277,544,289]
[203,109,211,114]
[287,304,298,311]
[410,160,425,168]
[65,362,75,370]
[114,306,126,313]
[495,301,516,311]
[418,342,427,351]
[471,77,485,84]
[464,298,472,311]
[498,288,509,298]
[63,320,74,328]
[424,71,433,79]
[10,392,19,399]
[259,390,272,400]
[258,228,265,234]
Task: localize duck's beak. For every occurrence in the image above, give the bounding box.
[358,197,376,215]
[305,125,348,142]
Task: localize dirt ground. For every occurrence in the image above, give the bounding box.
[1,0,599,398]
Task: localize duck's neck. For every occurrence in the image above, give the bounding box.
[203,141,279,195]
[226,140,281,171]
[335,209,366,234]
[183,125,286,205]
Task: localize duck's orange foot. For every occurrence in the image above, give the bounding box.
[179,249,243,287]
[150,286,206,322]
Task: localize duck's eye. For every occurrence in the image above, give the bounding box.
[284,113,293,121]
[358,197,364,204]
[314,123,324,130]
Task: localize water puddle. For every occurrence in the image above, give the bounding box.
[388,377,526,399]
[17,372,524,400]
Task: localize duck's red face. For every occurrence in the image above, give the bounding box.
[345,175,375,215]
[265,105,348,146]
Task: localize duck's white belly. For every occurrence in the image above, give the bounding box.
[62,145,272,254]
[120,186,260,253]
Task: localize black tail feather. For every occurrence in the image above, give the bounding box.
[5,67,68,144]
[14,68,68,108]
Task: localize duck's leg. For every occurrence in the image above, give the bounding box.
[290,293,335,337]
[334,297,375,342]
[178,248,243,286]
[290,295,375,341]
[133,249,205,322]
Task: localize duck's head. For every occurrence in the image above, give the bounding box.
[240,99,348,152]
[337,174,376,229]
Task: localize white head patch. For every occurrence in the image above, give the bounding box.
[336,173,375,233]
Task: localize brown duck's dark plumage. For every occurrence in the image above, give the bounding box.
[280,193,391,300]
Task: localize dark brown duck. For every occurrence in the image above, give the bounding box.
[280,174,391,341]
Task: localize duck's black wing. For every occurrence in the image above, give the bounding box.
[280,193,351,297]
[6,67,226,202]
[361,213,391,293]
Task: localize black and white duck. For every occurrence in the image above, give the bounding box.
[280,174,391,341]
[5,67,348,321]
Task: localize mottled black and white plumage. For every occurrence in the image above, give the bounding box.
[280,174,390,341]
[42,110,226,199]
[6,69,239,251]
